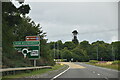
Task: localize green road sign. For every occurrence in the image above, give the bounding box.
[13,41,40,46]
[13,41,40,59]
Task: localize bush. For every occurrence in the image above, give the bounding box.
[89,60,99,63]
[25,70,31,73]
[112,60,120,65]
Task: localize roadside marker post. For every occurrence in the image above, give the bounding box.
[34,59,36,67]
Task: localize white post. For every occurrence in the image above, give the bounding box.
[34,59,36,67]
[23,54,27,58]
[57,41,59,59]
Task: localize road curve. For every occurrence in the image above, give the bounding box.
[54,62,119,80]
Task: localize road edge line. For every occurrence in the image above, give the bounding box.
[50,65,70,80]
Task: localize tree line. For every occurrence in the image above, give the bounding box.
[48,40,120,62]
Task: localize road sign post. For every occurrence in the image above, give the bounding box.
[34,59,36,67]
[13,36,40,67]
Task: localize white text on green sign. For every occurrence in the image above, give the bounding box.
[13,41,40,46]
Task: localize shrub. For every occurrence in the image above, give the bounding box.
[89,60,99,63]
[112,60,120,65]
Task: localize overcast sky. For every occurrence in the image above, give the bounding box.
[18,2,118,43]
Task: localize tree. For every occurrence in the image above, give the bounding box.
[48,42,56,50]
[2,1,54,67]
[63,41,76,50]
[38,39,55,66]
[80,40,91,59]
[56,40,63,50]
[13,16,42,41]
[72,46,89,62]
[91,41,112,61]
[111,41,120,60]
[61,47,72,61]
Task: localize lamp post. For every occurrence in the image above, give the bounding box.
[112,45,115,61]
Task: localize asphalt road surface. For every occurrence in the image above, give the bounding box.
[53,62,119,80]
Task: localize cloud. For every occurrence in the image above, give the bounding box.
[25,0,119,2]
[108,35,118,43]
[27,2,118,43]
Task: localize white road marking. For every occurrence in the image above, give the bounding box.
[51,65,70,80]
[97,74,100,75]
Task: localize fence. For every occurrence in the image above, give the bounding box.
[1,66,52,76]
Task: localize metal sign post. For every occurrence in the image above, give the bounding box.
[34,59,36,67]
[23,54,27,58]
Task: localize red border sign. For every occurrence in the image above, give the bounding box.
[26,36,40,41]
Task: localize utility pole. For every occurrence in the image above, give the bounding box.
[112,45,115,61]
[54,43,55,59]
[97,46,98,61]
[57,41,59,59]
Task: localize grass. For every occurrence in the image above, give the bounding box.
[85,62,120,71]
[2,63,65,80]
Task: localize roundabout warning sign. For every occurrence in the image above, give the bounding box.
[13,36,40,59]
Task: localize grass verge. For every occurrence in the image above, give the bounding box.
[2,63,65,80]
[85,62,120,71]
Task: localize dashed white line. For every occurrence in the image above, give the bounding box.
[97,73,100,75]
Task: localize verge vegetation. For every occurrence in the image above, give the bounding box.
[2,63,66,80]
[86,60,120,71]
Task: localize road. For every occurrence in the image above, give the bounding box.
[53,62,119,80]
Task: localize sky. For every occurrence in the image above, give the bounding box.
[13,1,119,43]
